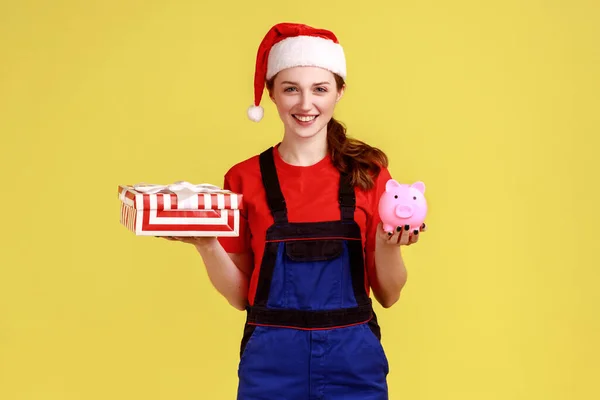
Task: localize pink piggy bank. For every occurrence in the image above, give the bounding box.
[378,180,427,233]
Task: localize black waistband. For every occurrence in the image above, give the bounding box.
[245,300,374,329]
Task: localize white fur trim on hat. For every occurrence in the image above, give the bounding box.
[266,36,347,80]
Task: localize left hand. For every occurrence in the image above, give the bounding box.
[377,222,426,246]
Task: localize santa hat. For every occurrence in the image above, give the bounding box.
[247,22,347,122]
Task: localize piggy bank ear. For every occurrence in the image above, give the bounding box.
[412,181,426,194]
[385,179,401,192]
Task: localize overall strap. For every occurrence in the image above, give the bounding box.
[338,172,356,221]
[259,147,288,224]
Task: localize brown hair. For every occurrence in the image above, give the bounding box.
[266,73,388,191]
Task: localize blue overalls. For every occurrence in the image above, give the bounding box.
[237,147,389,399]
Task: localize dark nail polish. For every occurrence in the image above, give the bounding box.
[413,230,419,235]
[396,226,401,232]
[404,225,410,231]
[388,232,393,236]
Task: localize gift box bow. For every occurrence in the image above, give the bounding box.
[120,181,241,210]
[133,181,225,198]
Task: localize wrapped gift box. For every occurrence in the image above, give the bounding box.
[118,181,243,237]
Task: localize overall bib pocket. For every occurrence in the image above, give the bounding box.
[272,239,351,310]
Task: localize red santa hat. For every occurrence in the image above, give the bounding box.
[247,22,347,122]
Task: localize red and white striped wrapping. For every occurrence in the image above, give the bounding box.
[118,182,243,237]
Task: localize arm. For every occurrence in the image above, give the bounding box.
[365,167,421,308]
[193,238,252,311]
[192,169,253,310]
[371,227,408,308]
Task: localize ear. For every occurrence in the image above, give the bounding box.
[411,181,426,194]
[336,83,346,103]
[385,179,401,192]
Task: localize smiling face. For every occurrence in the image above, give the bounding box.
[267,66,345,141]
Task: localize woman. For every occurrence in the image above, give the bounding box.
[167,23,425,399]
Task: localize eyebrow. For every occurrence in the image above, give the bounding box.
[280,81,332,86]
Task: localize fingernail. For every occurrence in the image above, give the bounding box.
[404,225,410,231]
[396,226,401,232]
[413,230,419,235]
[388,232,393,236]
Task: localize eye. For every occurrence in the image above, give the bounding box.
[284,87,297,92]
[315,87,327,92]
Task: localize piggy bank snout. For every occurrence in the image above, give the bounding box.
[395,204,414,218]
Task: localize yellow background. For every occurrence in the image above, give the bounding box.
[1,0,598,399]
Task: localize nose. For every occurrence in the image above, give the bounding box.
[299,91,313,111]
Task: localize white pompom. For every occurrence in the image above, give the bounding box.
[247,105,264,122]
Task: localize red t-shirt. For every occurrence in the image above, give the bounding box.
[218,144,393,305]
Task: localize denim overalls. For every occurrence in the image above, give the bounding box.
[237,147,389,400]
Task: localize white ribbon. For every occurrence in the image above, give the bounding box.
[132,181,226,202]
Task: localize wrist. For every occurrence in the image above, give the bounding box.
[194,237,219,252]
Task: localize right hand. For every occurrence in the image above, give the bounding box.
[160,236,218,248]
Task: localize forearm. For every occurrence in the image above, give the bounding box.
[372,237,408,308]
[194,238,249,311]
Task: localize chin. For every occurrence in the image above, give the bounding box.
[291,128,322,139]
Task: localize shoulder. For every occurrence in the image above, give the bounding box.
[352,166,392,217]
[374,166,392,189]
[360,166,392,195]
[223,151,264,192]
[225,154,260,180]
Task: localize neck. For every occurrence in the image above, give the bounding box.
[278,128,328,167]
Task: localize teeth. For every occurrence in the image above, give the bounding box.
[295,115,317,122]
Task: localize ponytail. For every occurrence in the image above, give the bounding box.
[327,116,388,191]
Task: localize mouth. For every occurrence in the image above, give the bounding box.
[292,114,319,124]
